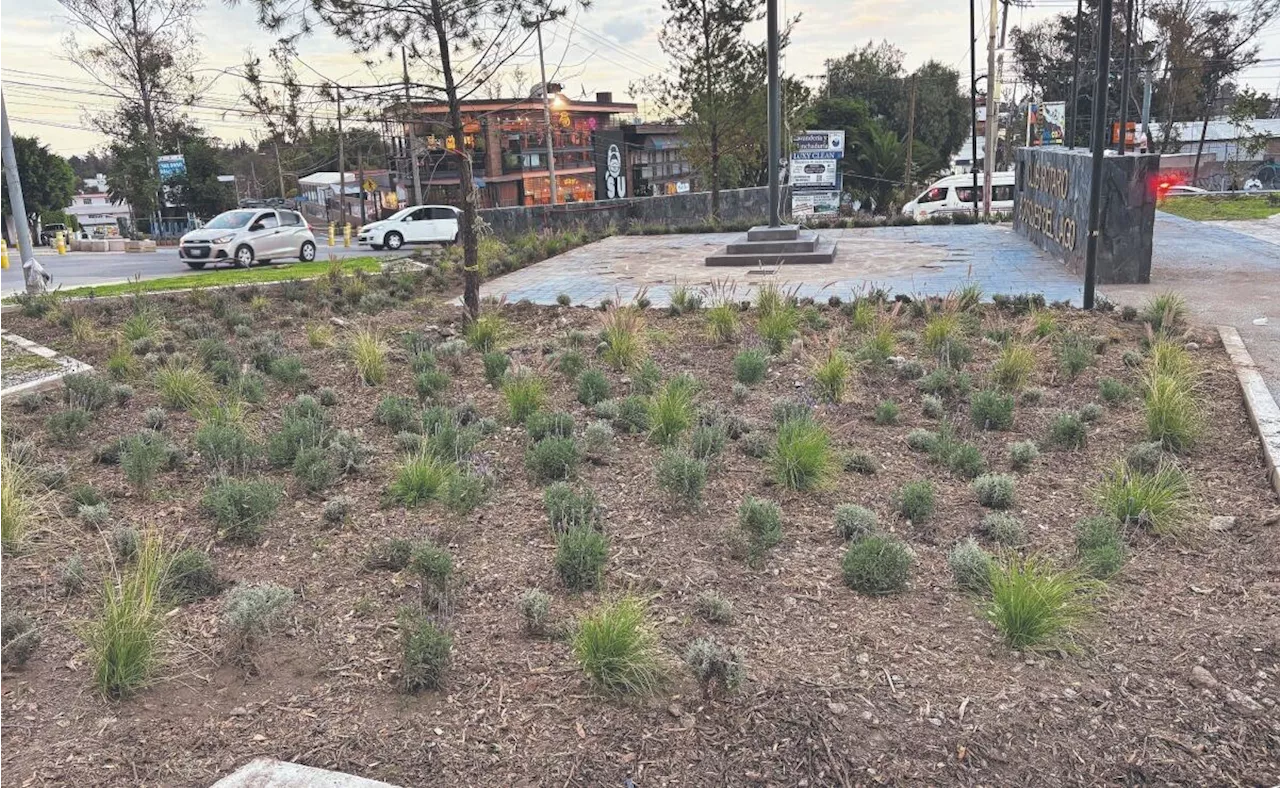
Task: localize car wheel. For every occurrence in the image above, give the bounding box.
[299,240,316,262]
[185,261,207,270]
[233,244,255,268]
[385,231,404,250]
[370,244,384,251]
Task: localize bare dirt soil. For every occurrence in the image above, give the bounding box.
[2,277,1278,787]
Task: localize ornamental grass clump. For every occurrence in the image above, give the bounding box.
[572,598,663,694]
[347,327,388,386]
[1093,461,1192,535]
[599,303,646,370]
[769,416,836,491]
[555,526,609,591]
[648,378,696,446]
[502,371,548,424]
[84,532,169,698]
[736,496,782,563]
[1142,371,1201,452]
[986,554,1093,651]
[1074,515,1127,578]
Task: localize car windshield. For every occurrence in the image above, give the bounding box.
[387,208,417,222]
[204,210,258,230]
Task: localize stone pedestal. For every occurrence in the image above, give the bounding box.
[705,224,837,266]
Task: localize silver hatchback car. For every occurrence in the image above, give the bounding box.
[179,208,317,269]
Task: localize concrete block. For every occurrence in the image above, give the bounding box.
[210,758,402,788]
[107,238,126,251]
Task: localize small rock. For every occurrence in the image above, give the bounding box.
[1208,515,1236,532]
[886,355,906,366]
[667,703,683,718]
[1190,666,1219,689]
[856,652,870,665]
[1225,687,1264,715]
[229,707,249,716]
[329,317,350,328]
[827,702,848,716]
[1185,341,1200,351]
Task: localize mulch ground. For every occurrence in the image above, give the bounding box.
[2,277,1278,787]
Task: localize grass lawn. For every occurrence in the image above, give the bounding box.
[17,256,385,301]
[1160,194,1280,221]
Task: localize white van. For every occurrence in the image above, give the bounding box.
[901,172,1016,220]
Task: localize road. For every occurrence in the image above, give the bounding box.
[0,243,400,295]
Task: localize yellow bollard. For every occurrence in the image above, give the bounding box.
[328,222,336,247]
[55,232,66,255]
[1,241,9,270]
[343,223,351,248]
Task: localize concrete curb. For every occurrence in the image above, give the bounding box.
[1218,325,1280,498]
[0,329,93,401]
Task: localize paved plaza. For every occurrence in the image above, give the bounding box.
[477,223,1086,307]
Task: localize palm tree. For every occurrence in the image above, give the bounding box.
[852,123,906,214]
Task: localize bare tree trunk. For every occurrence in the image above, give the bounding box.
[1192,101,1211,185]
[710,133,720,220]
[431,0,479,321]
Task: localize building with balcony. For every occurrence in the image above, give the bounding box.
[382,89,638,208]
[65,191,131,234]
[622,124,697,197]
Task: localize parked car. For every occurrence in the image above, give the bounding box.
[901,172,1017,219]
[178,208,316,269]
[1163,184,1207,196]
[357,205,460,250]
[38,223,68,246]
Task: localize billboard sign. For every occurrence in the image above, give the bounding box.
[1027,102,1066,146]
[790,158,839,191]
[157,154,186,181]
[793,129,845,157]
[792,191,841,217]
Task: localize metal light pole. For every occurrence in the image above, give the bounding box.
[1,95,46,294]
[1068,0,1083,147]
[766,0,781,227]
[969,0,980,220]
[536,22,559,206]
[1083,0,1115,310]
[1116,0,1136,153]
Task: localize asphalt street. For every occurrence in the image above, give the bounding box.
[0,243,399,295]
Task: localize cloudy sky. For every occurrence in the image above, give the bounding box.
[4,0,1279,156]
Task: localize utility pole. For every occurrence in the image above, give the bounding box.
[336,87,346,227]
[982,0,1000,216]
[535,22,558,205]
[766,0,782,227]
[402,47,423,206]
[272,139,286,197]
[969,0,979,221]
[357,151,367,224]
[1116,0,1136,153]
[1068,0,1083,148]
[1084,0,1115,310]
[904,74,917,187]
[2,95,46,294]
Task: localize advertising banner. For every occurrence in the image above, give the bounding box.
[157,154,186,181]
[1027,102,1066,146]
[790,158,839,191]
[792,191,841,217]
[793,129,845,157]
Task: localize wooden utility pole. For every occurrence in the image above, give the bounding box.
[903,74,917,188]
[535,21,558,205]
[272,139,286,197]
[357,151,367,224]
[337,88,347,226]
[982,0,999,217]
[402,47,423,205]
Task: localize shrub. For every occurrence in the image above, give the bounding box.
[1056,334,1096,378]
[582,420,614,459]
[922,394,944,419]
[1093,461,1191,535]
[1143,373,1200,451]
[906,428,939,453]
[60,555,87,596]
[973,473,1016,509]
[769,417,835,491]
[120,430,173,491]
[269,356,310,389]
[515,588,554,638]
[812,348,852,403]
[79,501,112,526]
[202,478,284,544]
[613,395,650,434]
[705,302,739,343]
[986,554,1092,651]
[1079,403,1104,423]
[655,450,707,507]
[328,429,368,475]
[400,609,452,692]
[316,386,339,407]
[292,446,339,492]
[366,538,414,570]
[572,598,663,694]
[441,468,487,514]
[1008,440,1040,471]
[266,402,330,468]
[695,591,734,624]
[949,538,994,593]
[555,348,587,379]
[1099,377,1132,404]
[1126,441,1165,474]
[112,384,135,405]
[482,352,510,386]
[322,496,352,526]
[992,343,1036,390]
[632,358,663,395]
[574,368,612,406]
[555,526,609,591]
[527,410,575,442]
[464,312,507,352]
[834,504,878,541]
[1,611,41,667]
[154,361,214,410]
[1140,291,1187,335]
[434,338,468,371]
[646,380,696,447]
[945,442,986,479]
[413,369,451,403]
[164,548,218,604]
[981,512,1026,546]
[1021,386,1045,404]
[45,408,91,445]
[757,304,800,354]
[389,452,453,506]
[223,583,294,652]
[348,328,388,385]
[772,397,811,426]
[873,400,900,425]
[1047,412,1087,449]
[375,396,420,434]
[408,541,453,607]
[64,372,113,411]
[1075,515,1127,578]
[917,367,972,398]
[843,450,878,475]
[690,423,727,461]
[896,480,935,523]
[110,526,140,561]
[502,372,547,423]
[84,533,166,697]
[733,348,768,385]
[970,389,1014,430]
[685,636,745,697]
[599,304,646,369]
[740,431,771,459]
[195,422,257,473]
[842,534,912,595]
[737,497,783,562]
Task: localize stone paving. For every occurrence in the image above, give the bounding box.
[477,223,1086,307]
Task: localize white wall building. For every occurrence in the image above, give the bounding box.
[66,192,131,233]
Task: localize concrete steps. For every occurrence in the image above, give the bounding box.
[705,224,838,266]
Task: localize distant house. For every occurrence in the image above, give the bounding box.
[621,123,696,197]
[296,170,393,224]
[65,191,130,234]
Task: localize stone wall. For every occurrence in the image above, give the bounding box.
[1012,146,1158,284]
[478,185,786,236]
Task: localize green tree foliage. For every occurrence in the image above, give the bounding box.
[1,136,78,232]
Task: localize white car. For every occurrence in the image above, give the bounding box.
[358,205,460,250]
[1163,184,1207,196]
[901,172,1017,219]
[179,208,316,269]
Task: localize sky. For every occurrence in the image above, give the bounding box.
[4,0,1280,158]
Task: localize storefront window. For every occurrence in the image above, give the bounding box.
[522,174,594,205]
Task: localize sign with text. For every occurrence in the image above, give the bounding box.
[792,191,841,217]
[790,158,839,191]
[1027,102,1065,146]
[793,130,845,157]
[157,154,186,181]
